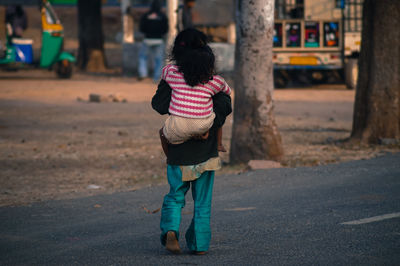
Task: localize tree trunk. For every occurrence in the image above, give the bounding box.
[229,0,283,163]
[351,0,400,143]
[77,0,107,72]
[166,0,178,49]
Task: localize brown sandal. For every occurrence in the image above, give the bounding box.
[165,231,181,254]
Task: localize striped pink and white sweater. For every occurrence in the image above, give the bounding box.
[161,64,231,119]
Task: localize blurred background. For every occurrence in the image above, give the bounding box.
[4,0,398,207]
[0,0,362,87]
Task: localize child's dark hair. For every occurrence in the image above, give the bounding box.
[170,28,215,86]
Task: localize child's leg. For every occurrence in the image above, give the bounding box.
[159,128,169,156]
[217,127,226,152]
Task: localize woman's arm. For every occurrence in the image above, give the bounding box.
[151,80,171,115]
[212,92,232,128]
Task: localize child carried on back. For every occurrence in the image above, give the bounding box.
[159,28,231,154]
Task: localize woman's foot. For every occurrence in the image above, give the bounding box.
[165,231,181,254]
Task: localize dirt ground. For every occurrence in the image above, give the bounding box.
[1,70,399,207]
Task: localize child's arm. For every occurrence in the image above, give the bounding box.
[213,76,232,95]
[221,80,232,95]
[161,64,176,81]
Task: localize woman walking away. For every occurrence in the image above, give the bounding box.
[138,0,168,82]
[151,28,232,255]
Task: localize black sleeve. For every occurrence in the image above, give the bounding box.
[212,92,232,128]
[151,79,171,115]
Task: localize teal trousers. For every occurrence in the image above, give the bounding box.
[160,165,215,252]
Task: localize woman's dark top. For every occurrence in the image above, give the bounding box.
[151,79,232,166]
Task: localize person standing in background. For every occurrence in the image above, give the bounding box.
[138,0,168,82]
[5,5,27,38]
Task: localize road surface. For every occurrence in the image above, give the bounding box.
[1,153,399,265]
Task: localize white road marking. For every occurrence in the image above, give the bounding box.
[341,212,400,225]
[224,207,256,212]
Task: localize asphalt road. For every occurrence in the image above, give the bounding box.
[1,153,399,265]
